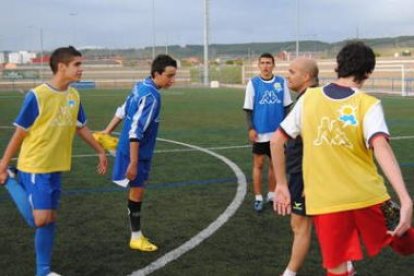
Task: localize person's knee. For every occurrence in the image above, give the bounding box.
[253,155,265,169]
[129,187,145,202]
[291,215,312,236]
[33,210,56,227]
[34,216,54,227]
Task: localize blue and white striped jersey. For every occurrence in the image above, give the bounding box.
[117,77,161,161]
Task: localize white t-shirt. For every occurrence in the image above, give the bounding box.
[281,88,389,148]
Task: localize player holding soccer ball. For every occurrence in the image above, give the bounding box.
[101,54,177,252]
[0,46,107,276]
[271,41,414,276]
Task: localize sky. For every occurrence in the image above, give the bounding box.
[1,0,413,51]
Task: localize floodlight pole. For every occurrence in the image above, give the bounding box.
[152,0,156,59]
[401,64,406,96]
[295,0,300,58]
[69,12,77,45]
[40,28,44,81]
[165,34,169,54]
[203,0,210,86]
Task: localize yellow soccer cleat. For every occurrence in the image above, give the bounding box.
[92,132,118,156]
[129,235,158,252]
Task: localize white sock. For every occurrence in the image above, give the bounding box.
[267,191,275,201]
[347,261,354,272]
[131,230,142,240]
[255,194,263,201]
[282,268,297,276]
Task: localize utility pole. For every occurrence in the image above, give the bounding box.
[40,28,44,81]
[152,0,156,59]
[203,0,210,86]
[295,0,300,57]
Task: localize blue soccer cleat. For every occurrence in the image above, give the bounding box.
[4,167,35,227]
[254,200,264,212]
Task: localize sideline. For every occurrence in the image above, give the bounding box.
[129,138,247,276]
[391,135,414,140]
[68,144,250,158]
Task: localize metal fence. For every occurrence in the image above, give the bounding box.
[0,67,192,91]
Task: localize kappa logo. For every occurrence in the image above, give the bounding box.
[67,99,76,108]
[273,82,282,92]
[52,102,76,126]
[313,117,353,149]
[259,90,281,105]
[292,201,303,211]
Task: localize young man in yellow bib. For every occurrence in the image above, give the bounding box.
[0,46,108,276]
[270,42,413,276]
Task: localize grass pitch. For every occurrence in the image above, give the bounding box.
[0,88,413,275]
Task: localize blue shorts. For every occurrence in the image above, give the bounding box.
[288,172,307,216]
[18,171,62,210]
[112,151,152,187]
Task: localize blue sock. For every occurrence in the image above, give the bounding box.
[35,223,56,276]
[5,176,35,227]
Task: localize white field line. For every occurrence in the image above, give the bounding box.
[46,135,414,159]
[129,138,247,276]
[4,135,248,274]
[74,144,250,158]
[7,144,250,160]
[390,135,414,140]
[1,125,413,158]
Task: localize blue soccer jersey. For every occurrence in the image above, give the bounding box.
[116,77,161,161]
[243,76,292,141]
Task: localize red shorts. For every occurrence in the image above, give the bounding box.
[312,203,392,269]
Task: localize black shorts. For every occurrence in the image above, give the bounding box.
[288,172,307,216]
[252,142,271,157]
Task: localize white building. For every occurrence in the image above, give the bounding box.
[0,52,5,63]
[8,51,36,64]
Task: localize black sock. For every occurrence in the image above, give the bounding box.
[128,200,142,232]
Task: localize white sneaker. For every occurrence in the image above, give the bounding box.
[47,272,62,276]
[266,191,275,204]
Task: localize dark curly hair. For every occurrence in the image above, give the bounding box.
[335,41,376,83]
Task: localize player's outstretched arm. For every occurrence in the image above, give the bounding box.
[372,136,413,237]
[102,103,126,134]
[270,129,291,216]
[77,126,108,175]
[0,127,27,185]
[102,115,123,135]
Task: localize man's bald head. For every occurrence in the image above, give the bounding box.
[287,57,319,93]
[292,57,319,85]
